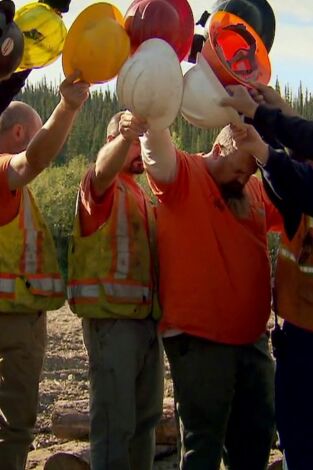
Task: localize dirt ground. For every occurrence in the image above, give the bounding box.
[26,305,177,469]
[26,305,282,470]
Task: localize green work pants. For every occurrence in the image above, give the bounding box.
[83,317,164,470]
[0,312,46,470]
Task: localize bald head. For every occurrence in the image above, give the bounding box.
[0,101,41,134]
[0,101,42,154]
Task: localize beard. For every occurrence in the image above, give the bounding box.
[220,182,250,218]
[128,156,144,175]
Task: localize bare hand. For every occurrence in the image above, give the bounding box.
[119,111,148,142]
[250,82,297,116]
[230,123,269,165]
[220,85,259,119]
[60,70,90,111]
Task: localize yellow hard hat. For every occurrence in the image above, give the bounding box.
[62,3,130,84]
[14,2,67,70]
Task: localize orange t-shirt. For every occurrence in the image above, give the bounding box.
[0,154,21,226]
[79,167,148,237]
[149,150,282,345]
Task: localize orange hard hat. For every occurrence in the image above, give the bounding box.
[211,0,275,52]
[202,10,271,86]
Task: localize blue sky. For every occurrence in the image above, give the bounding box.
[14,0,313,95]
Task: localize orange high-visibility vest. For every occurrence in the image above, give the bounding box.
[67,179,160,320]
[0,187,65,313]
[276,216,313,331]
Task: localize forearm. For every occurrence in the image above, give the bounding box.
[93,135,131,193]
[254,105,313,159]
[25,99,78,171]
[262,147,313,215]
[140,128,177,183]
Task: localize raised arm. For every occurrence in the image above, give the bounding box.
[91,111,147,197]
[140,128,177,183]
[221,84,313,159]
[231,123,313,217]
[8,71,89,190]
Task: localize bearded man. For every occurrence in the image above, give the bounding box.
[67,111,163,470]
[140,124,281,470]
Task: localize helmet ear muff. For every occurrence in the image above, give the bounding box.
[188,10,210,64]
[38,0,71,14]
[0,1,24,80]
[0,0,15,24]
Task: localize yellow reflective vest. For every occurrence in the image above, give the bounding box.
[0,187,65,313]
[67,178,161,320]
[275,216,313,331]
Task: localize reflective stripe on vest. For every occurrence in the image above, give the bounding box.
[68,283,99,300]
[0,275,64,296]
[0,277,15,294]
[22,188,39,273]
[104,283,149,301]
[280,247,313,274]
[68,182,151,306]
[115,186,129,280]
[0,188,64,299]
[68,282,150,303]
[29,276,64,295]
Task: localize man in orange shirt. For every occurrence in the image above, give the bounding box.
[67,111,163,470]
[0,72,89,470]
[140,124,281,470]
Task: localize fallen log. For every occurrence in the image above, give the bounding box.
[156,397,177,445]
[51,399,89,441]
[43,444,176,469]
[51,397,177,445]
[44,449,90,470]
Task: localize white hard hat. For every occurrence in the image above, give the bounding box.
[116,38,183,130]
[181,53,241,129]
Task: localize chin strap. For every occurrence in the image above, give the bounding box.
[188,10,210,64]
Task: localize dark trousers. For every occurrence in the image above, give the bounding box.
[164,333,275,470]
[83,318,164,470]
[0,312,46,470]
[275,321,313,470]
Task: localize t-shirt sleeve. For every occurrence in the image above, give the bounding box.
[79,166,115,237]
[0,154,21,225]
[147,150,191,203]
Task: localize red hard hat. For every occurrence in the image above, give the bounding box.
[124,0,194,61]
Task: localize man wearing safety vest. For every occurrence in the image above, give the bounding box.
[222,84,313,470]
[140,124,281,470]
[67,111,163,470]
[0,71,89,470]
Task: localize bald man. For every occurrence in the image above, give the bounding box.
[0,72,89,470]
